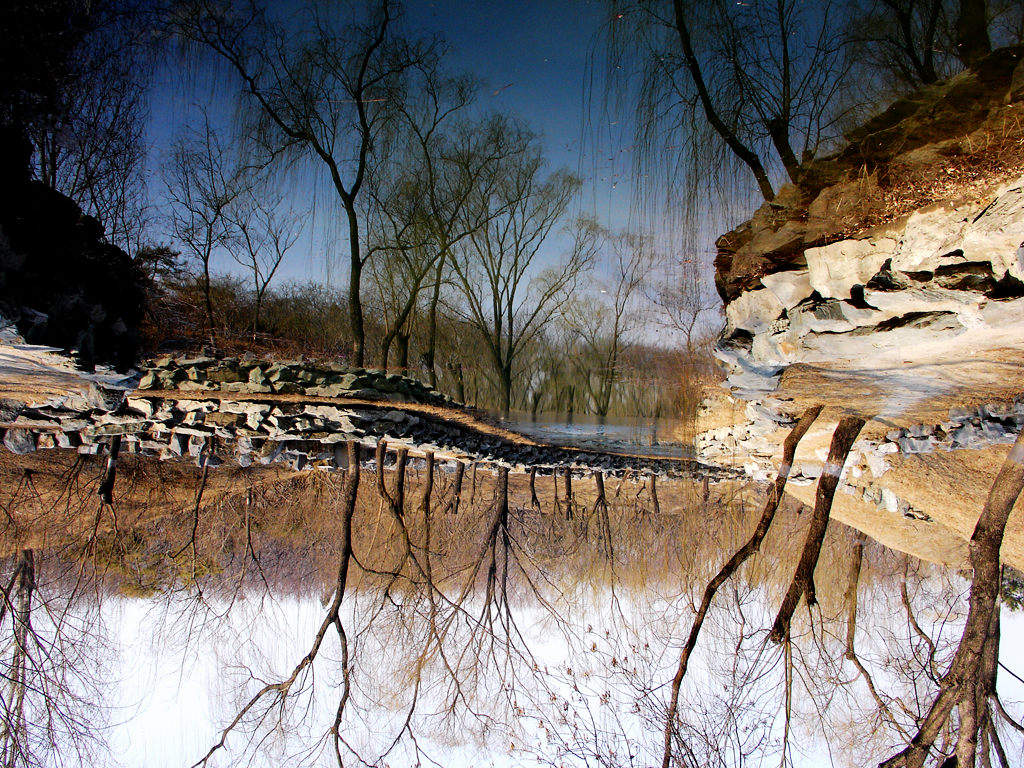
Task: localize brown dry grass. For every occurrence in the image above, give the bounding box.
[872,105,1024,227]
[0,447,897,621]
[820,103,1024,241]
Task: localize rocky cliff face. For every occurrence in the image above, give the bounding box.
[715,46,1024,306]
[717,46,1024,381]
[701,47,1024,569]
[722,175,1024,393]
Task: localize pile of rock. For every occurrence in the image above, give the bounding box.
[694,398,795,483]
[137,356,454,406]
[1,393,736,481]
[880,401,1024,454]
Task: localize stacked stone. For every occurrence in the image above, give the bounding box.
[1,394,737,482]
[881,401,1024,454]
[693,399,796,483]
[136,356,453,406]
[0,399,117,455]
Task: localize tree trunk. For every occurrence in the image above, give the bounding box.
[379,330,395,370]
[393,448,408,514]
[449,362,465,403]
[671,0,775,200]
[767,117,802,184]
[661,404,824,768]
[203,259,216,349]
[1,549,34,760]
[956,0,991,67]
[881,429,1024,768]
[375,442,409,518]
[419,452,434,515]
[345,204,365,366]
[769,416,865,643]
[253,292,263,338]
[452,462,465,513]
[396,331,410,374]
[500,368,512,417]
[98,434,122,505]
[649,474,661,515]
[424,254,445,389]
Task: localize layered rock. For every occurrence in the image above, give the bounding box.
[722,176,1024,379]
[700,47,1024,569]
[715,46,1024,303]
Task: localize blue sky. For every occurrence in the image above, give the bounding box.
[146,0,638,286]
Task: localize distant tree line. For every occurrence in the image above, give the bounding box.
[144,267,715,420]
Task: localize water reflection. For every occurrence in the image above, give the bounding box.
[501,411,690,458]
[0,446,1022,768]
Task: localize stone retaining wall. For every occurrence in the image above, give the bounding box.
[137,356,454,405]
[1,359,737,482]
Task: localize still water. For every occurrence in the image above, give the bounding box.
[500,412,692,458]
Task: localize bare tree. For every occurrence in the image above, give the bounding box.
[610,0,853,205]
[367,98,528,374]
[226,171,302,336]
[3,0,155,252]
[881,429,1024,768]
[448,131,594,415]
[649,252,718,357]
[848,0,950,87]
[0,546,111,768]
[171,0,439,366]
[163,115,249,346]
[563,228,652,418]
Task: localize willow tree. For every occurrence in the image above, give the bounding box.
[608,0,853,209]
[365,80,521,374]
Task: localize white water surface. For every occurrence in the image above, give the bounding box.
[75,588,1024,768]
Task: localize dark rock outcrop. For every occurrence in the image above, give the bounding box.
[0,126,148,371]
